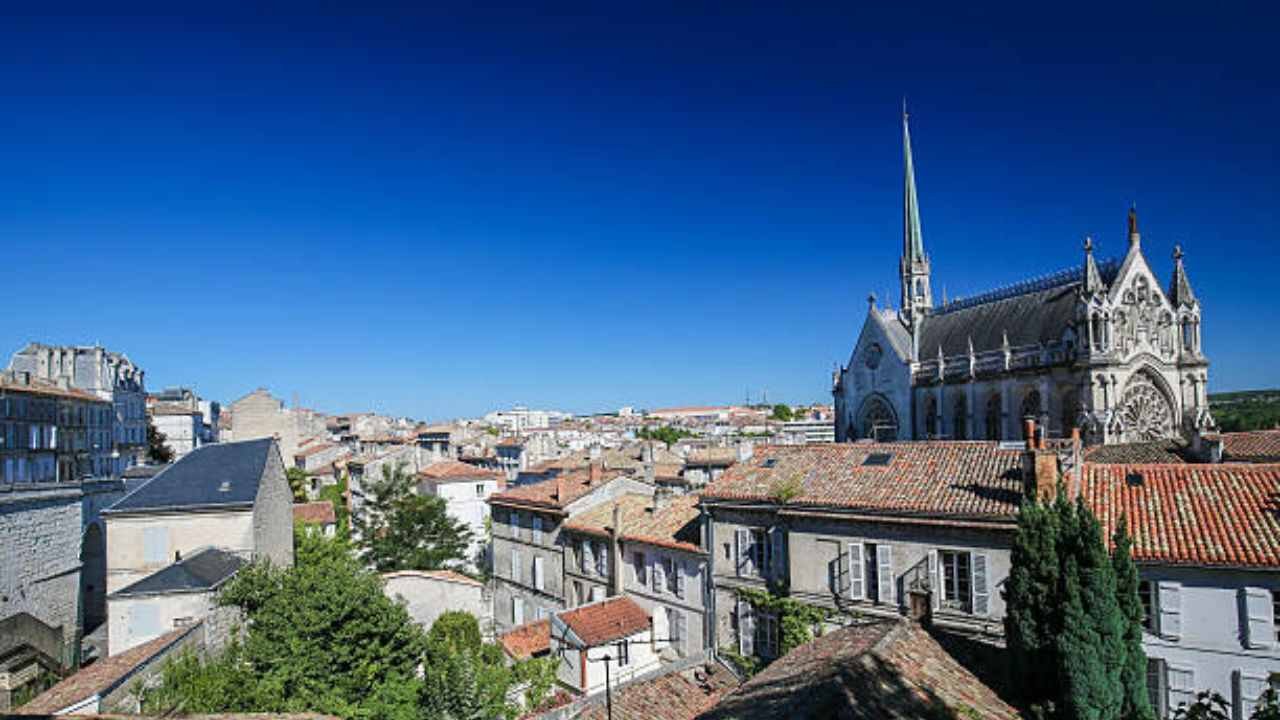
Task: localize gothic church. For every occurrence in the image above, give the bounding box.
[833,112,1213,446]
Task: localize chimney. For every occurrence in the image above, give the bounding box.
[1022,419,1061,503]
[609,503,624,597]
[589,445,602,462]
[555,475,565,501]
[653,485,674,512]
[588,461,602,485]
[641,443,654,464]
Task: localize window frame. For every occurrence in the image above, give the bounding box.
[939,549,973,613]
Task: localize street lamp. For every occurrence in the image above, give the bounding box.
[585,634,678,720]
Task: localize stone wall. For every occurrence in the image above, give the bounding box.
[252,442,295,569]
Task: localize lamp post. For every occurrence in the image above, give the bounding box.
[584,634,678,720]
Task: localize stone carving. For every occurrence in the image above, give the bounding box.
[864,343,883,370]
[1118,375,1174,442]
[1117,276,1175,359]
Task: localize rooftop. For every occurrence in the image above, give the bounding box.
[497,619,551,660]
[105,438,278,514]
[563,493,703,553]
[701,442,1024,522]
[575,663,740,720]
[293,501,337,526]
[1082,462,1280,569]
[488,466,628,511]
[557,596,651,648]
[382,569,484,588]
[1084,440,1189,464]
[112,547,245,597]
[1218,429,1280,463]
[418,460,500,482]
[698,620,1019,720]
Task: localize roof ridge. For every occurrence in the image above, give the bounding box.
[935,258,1120,315]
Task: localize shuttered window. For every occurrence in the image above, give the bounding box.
[1157,581,1182,640]
[972,553,990,616]
[1242,587,1274,648]
[1166,665,1194,712]
[533,556,545,591]
[848,543,865,600]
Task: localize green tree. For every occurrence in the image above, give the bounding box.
[318,471,351,538]
[770,404,795,422]
[353,463,474,572]
[146,419,174,464]
[1172,692,1231,720]
[1002,497,1061,711]
[1113,516,1156,720]
[637,425,693,447]
[429,610,483,653]
[286,467,309,503]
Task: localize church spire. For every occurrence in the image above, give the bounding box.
[1169,244,1197,307]
[900,102,932,328]
[1127,205,1141,247]
[1082,235,1104,295]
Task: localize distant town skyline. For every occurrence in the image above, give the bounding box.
[2,4,1276,418]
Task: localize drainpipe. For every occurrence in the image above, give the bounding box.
[703,504,717,657]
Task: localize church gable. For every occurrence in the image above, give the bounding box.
[1105,245,1181,364]
[837,307,912,441]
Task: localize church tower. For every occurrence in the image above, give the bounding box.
[900,105,932,332]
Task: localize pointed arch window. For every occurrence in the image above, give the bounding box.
[1061,390,1080,437]
[985,394,1002,441]
[953,395,967,440]
[861,398,898,442]
[924,396,938,438]
[1021,390,1042,426]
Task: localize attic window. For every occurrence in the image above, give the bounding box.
[218,481,232,492]
[762,458,777,468]
[863,453,893,467]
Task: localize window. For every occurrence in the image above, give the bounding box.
[735,528,771,578]
[952,395,967,440]
[475,483,485,497]
[633,551,647,585]
[985,395,1002,441]
[754,610,779,659]
[1145,658,1166,718]
[572,580,584,606]
[593,540,608,577]
[512,597,524,625]
[1274,590,1280,643]
[533,556,545,591]
[665,557,679,595]
[1138,580,1155,631]
[668,607,687,655]
[615,640,630,667]
[940,550,972,612]
[532,515,543,544]
[865,543,880,602]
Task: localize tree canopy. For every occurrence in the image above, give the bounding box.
[769,404,795,422]
[146,419,174,464]
[353,463,474,572]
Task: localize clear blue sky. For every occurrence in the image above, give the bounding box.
[2,3,1276,419]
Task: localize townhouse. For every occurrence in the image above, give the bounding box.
[487,464,652,633]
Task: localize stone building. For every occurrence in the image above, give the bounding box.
[416,461,503,565]
[106,547,244,656]
[147,387,219,457]
[833,112,1212,447]
[1,370,113,483]
[222,388,325,465]
[8,344,147,473]
[382,570,491,638]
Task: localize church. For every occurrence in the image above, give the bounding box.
[833,113,1213,446]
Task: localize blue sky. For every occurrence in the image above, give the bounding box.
[2,3,1276,419]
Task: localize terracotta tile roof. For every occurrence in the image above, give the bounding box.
[382,569,484,588]
[293,501,337,525]
[558,596,651,647]
[294,442,337,459]
[654,462,685,480]
[1219,430,1280,463]
[497,436,525,448]
[702,442,1024,521]
[686,447,739,466]
[418,460,500,482]
[488,467,627,511]
[17,627,194,714]
[1082,463,1280,568]
[498,619,551,660]
[1084,441,1188,464]
[698,620,1019,720]
[563,493,703,553]
[576,664,740,720]
[0,374,105,403]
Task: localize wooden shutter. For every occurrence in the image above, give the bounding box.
[510,549,521,583]
[876,544,894,606]
[590,585,604,602]
[1242,587,1274,648]
[1166,665,1194,712]
[738,600,755,656]
[848,543,865,600]
[653,555,666,594]
[1236,670,1270,718]
[676,559,687,599]
[972,553,990,616]
[534,556,545,591]
[583,541,595,575]
[1157,581,1182,640]
[735,529,749,577]
[675,609,688,655]
[928,549,940,610]
[771,527,786,580]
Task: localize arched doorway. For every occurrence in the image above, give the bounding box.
[81,522,106,632]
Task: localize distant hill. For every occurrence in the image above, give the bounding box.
[1209,390,1280,432]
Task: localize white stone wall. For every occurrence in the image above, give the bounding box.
[0,487,83,667]
[108,590,214,656]
[105,511,254,593]
[382,573,491,638]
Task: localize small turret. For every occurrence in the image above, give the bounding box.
[1168,244,1197,308]
[1082,236,1104,295]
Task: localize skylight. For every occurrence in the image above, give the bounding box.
[863,453,892,467]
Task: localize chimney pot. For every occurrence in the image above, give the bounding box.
[588,462,602,485]
[1024,419,1036,450]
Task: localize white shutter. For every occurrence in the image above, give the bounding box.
[512,596,524,625]
[675,609,688,655]
[510,549,521,583]
[1166,665,1194,713]
[532,515,543,544]
[676,559,687,599]
[1158,581,1182,640]
[972,553,990,616]
[596,542,608,577]
[848,543,865,600]
[735,529,750,577]
[534,556,545,591]
[876,545,894,605]
[653,605,669,651]
[653,556,666,594]
[928,549,940,610]
[1236,670,1270,718]
[771,527,786,580]
[738,600,755,656]
[583,541,595,575]
[1242,587,1274,648]
[590,585,604,602]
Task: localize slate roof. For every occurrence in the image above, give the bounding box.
[1085,441,1189,464]
[563,493,703,553]
[106,438,277,514]
[1082,463,1280,569]
[497,619,551,659]
[558,596,651,647]
[112,547,245,597]
[913,260,1120,357]
[698,620,1019,720]
[16,626,195,715]
[575,664,740,720]
[1219,430,1280,463]
[701,442,1025,522]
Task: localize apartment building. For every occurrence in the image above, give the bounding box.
[1,370,114,483]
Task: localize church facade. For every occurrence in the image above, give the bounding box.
[833,114,1212,446]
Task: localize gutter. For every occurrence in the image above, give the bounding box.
[102,501,254,517]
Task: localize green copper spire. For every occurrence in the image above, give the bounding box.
[903,103,925,264]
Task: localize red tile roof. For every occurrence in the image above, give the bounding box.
[498,619,551,660]
[17,627,194,714]
[1082,463,1280,569]
[1084,441,1188,464]
[489,467,627,512]
[699,620,1019,720]
[563,493,703,553]
[0,375,105,403]
[1219,430,1280,463]
[294,442,337,459]
[418,460,500,481]
[702,442,1024,521]
[575,664,740,720]
[293,501,337,526]
[382,569,484,588]
[497,437,525,448]
[558,596,651,647]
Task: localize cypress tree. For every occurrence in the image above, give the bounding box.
[1113,516,1156,720]
[1003,498,1061,710]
